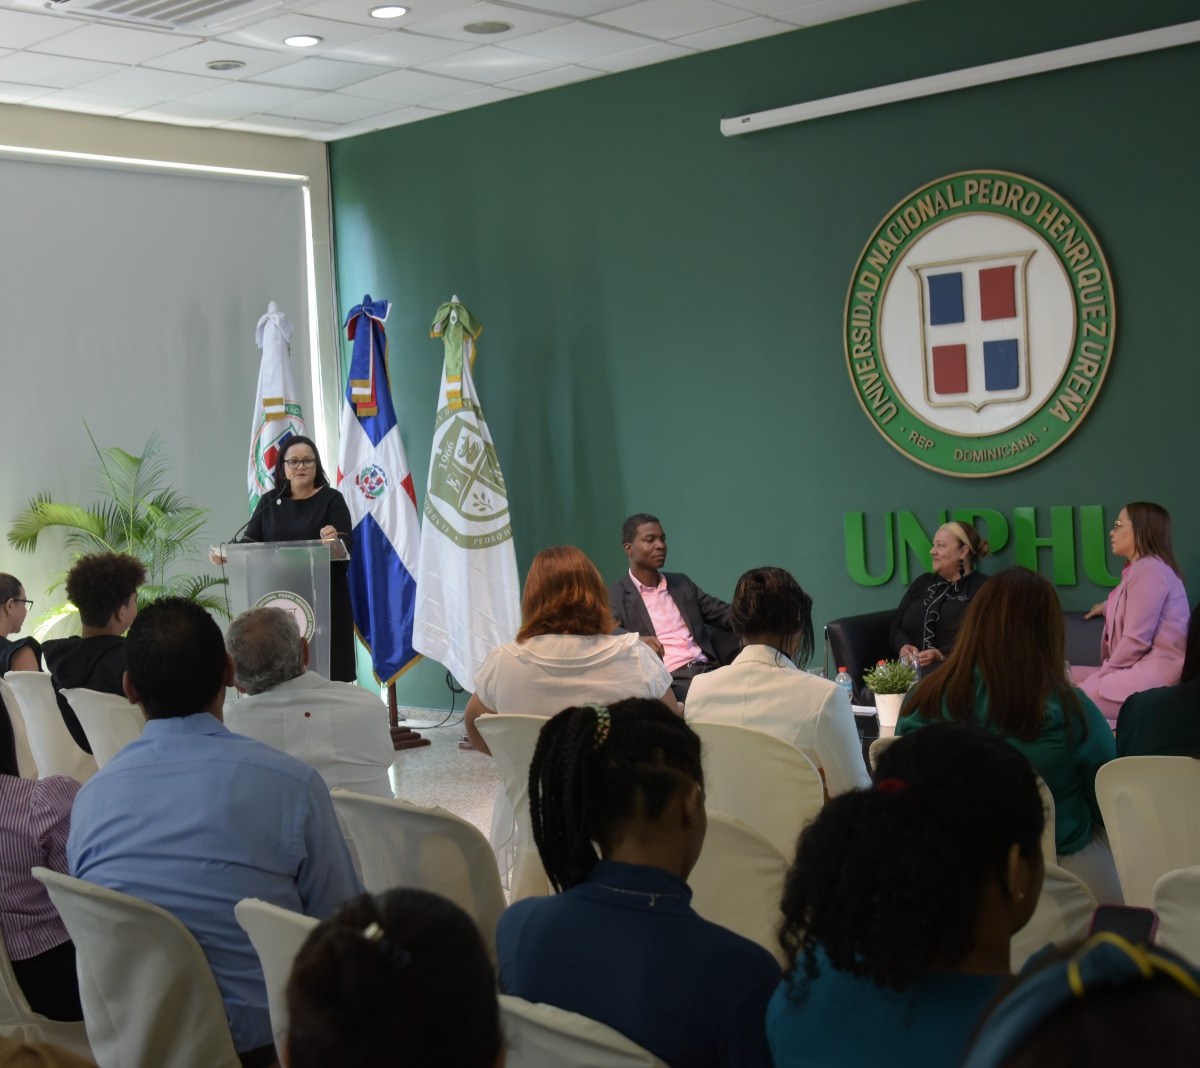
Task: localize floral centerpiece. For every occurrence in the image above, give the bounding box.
[861,658,918,735]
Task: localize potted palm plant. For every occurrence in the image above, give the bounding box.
[7,429,228,636]
[862,657,918,735]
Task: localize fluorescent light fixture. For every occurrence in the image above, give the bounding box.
[721,19,1200,136]
[284,34,323,47]
[369,5,408,18]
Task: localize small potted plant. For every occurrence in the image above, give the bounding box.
[862,657,918,735]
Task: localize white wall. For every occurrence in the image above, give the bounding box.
[0,105,339,623]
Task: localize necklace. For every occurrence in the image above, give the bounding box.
[591,882,685,908]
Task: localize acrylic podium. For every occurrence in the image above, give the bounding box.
[219,540,347,681]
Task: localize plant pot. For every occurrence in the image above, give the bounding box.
[874,692,906,735]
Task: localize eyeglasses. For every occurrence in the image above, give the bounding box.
[10,598,32,608]
[1111,519,1125,529]
[284,458,317,469]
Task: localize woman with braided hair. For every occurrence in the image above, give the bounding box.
[767,722,1045,1068]
[496,698,779,1068]
[285,888,502,1068]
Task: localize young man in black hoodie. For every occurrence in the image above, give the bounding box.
[42,553,145,754]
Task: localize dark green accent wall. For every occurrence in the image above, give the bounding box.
[331,0,1200,709]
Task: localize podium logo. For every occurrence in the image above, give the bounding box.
[845,171,1114,477]
[254,591,315,641]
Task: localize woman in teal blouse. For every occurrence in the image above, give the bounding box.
[898,566,1120,903]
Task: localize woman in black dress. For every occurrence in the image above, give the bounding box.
[0,574,42,676]
[243,436,356,682]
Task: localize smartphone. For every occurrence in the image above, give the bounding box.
[1088,904,1159,944]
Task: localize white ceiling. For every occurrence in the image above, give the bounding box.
[0,0,910,141]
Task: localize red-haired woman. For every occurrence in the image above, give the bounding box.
[464,546,676,755]
[1076,502,1190,722]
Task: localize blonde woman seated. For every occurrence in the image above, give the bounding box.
[464,546,676,755]
[686,567,870,796]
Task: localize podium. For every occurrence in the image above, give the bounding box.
[219,540,346,681]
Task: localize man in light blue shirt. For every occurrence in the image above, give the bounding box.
[68,598,361,1065]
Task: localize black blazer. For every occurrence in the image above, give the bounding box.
[609,572,738,667]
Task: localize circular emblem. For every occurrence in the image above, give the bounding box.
[253,590,315,641]
[354,463,389,501]
[845,170,1114,477]
[424,405,514,551]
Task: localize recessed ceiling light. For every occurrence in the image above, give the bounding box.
[283,34,323,47]
[463,20,512,34]
[370,5,408,17]
[206,59,246,71]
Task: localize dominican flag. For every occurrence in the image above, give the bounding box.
[914,251,1033,409]
[337,295,421,685]
[248,301,306,513]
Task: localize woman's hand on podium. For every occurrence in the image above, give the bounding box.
[209,547,227,566]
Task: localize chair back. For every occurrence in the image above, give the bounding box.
[1009,861,1096,971]
[3,673,97,782]
[0,918,92,1059]
[234,899,318,1052]
[474,715,551,900]
[822,610,894,703]
[688,812,789,964]
[330,790,507,953]
[1035,776,1058,868]
[1063,612,1105,671]
[33,867,240,1068]
[867,733,897,773]
[499,995,666,1068]
[60,689,145,768]
[689,722,822,859]
[0,678,40,779]
[1095,756,1200,906]
[1152,865,1200,967]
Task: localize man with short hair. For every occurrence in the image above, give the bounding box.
[609,513,737,702]
[43,552,146,754]
[67,598,360,1067]
[224,606,395,798]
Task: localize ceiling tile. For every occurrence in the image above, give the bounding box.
[501,21,650,63]
[141,41,295,80]
[401,2,567,43]
[433,83,522,111]
[122,105,224,127]
[339,66,475,104]
[769,0,907,25]
[268,90,399,121]
[596,0,747,38]
[0,52,119,90]
[0,9,75,50]
[329,30,474,66]
[220,113,337,135]
[518,0,642,14]
[74,66,219,100]
[34,22,199,64]
[498,64,604,92]
[583,40,691,72]
[673,15,793,49]
[0,80,53,104]
[292,0,474,29]
[311,104,444,139]
[22,88,136,116]
[252,55,385,89]
[175,81,320,116]
[218,14,382,52]
[418,45,561,82]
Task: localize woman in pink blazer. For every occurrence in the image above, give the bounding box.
[1077,502,1190,721]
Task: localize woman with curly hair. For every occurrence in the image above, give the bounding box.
[463,546,675,754]
[768,722,1044,1068]
[497,698,779,1067]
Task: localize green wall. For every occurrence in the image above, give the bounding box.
[330,0,1200,709]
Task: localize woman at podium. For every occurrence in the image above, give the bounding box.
[243,436,356,682]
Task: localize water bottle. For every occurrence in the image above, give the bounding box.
[834,666,854,705]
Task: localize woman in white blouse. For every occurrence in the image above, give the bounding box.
[686,567,870,797]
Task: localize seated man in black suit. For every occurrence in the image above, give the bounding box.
[42,552,145,754]
[609,513,737,703]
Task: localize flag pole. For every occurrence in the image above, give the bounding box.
[387,681,427,750]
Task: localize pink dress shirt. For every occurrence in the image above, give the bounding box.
[631,571,705,672]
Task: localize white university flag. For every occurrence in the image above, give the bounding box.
[413,298,520,692]
[247,300,306,513]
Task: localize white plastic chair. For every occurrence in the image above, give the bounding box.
[330,789,507,953]
[866,733,897,773]
[0,922,92,1059]
[1009,861,1096,971]
[33,867,240,1068]
[1035,776,1058,869]
[59,689,144,769]
[234,899,318,1052]
[475,715,552,901]
[0,677,40,779]
[3,673,97,782]
[689,722,823,860]
[1095,756,1200,906]
[500,994,666,1068]
[1152,866,1200,967]
[688,811,789,964]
